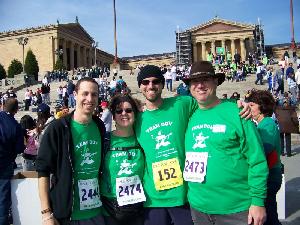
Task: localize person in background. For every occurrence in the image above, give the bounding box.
[164,68,173,92]
[275,93,299,157]
[287,72,297,103]
[285,63,294,80]
[100,94,145,225]
[20,115,38,171]
[0,98,24,225]
[295,65,300,100]
[67,80,76,108]
[248,90,282,225]
[36,103,55,145]
[100,101,112,139]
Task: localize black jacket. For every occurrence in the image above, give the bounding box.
[36,112,105,220]
[0,111,24,173]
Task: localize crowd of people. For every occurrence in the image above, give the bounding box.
[1,55,299,225]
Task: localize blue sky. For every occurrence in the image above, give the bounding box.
[0,0,299,57]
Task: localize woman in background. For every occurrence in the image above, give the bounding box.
[248,90,282,225]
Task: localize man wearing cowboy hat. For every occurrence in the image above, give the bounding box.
[182,61,268,225]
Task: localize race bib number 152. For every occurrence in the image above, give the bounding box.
[152,158,183,191]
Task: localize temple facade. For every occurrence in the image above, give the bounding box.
[176,17,262,64]
[0,22,115,73]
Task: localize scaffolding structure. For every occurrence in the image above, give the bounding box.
[253,18,265,59]
[175,29,192,65]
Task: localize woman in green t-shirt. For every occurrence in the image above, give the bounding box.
[248,90,282,225]
[100,94,145,225]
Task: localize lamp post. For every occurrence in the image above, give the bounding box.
[54,48,64,70]
[92,41,98,67]
[113,0,118,64]
[290,0,296,50]
[18,36,28,72]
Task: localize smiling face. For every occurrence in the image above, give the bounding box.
[74,81,99,116]
[249,102,262,121]
[189,77,218,108]
[114,101,135,129]
[140,77,163,104]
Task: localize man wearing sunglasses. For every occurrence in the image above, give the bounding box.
[134,64,197,225]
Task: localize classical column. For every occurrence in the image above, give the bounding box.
[70,41,74,71]
[193,43,198,62]
[62,39,67,69]
[221,39,226,60]
[201,42,206,60]
[82,46,86,68]
[240,38,246,61]
[231,39,235,55]
[76,44,80,68]
[211,41,216,56]
[54,38,59,64]
[89,48,93,67]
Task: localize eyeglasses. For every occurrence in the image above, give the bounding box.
[141,79,161,86]
[115,108,133,114]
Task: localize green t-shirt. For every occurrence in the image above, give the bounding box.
[257,117,282,183]
[184,101,268,214]
[135,95,198,207]
[100,133,145,200]
[71,120,102,220]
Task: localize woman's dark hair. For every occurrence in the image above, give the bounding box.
[247,90,275,117]
[109,94,139,119]
[20,115,36,130]
[36,111,51,134]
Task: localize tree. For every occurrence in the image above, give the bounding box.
[7,59,23,78]
[0,64,6,79]
[54,58,65,71]
[24,49,39,80]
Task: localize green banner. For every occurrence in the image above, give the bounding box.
[216,47,225,55]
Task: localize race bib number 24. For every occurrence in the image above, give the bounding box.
[78,178,102,210]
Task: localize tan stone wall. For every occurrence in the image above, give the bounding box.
[272,47,300,60]
[0,30,57,73]
[127,57,175,69]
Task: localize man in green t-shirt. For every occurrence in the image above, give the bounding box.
[135,65,197,225]
[37,77,106,225]
[182,61,268,225]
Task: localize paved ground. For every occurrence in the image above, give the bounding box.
[11,67,300,224]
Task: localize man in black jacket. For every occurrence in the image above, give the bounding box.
[36,77,106,225]
[0,98,24,225]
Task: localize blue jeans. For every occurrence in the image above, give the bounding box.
[144,205,193,225]
[264,181,282,225]
[68,94,76,108]
[0,164,14,225]
[166,79,173,92]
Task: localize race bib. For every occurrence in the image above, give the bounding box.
[78,178,102,210]
[116,175,146,206]
[183,152,208,183]
[152,158,183,191]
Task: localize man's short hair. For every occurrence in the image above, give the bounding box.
[74,77,99,93]
[4,98,18,114]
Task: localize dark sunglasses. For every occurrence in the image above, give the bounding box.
[115,108,133,114]
[141,79,161,86]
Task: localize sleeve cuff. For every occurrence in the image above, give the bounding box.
[251,197,265,207]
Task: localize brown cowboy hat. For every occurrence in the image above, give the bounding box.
[183,61,225,86]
